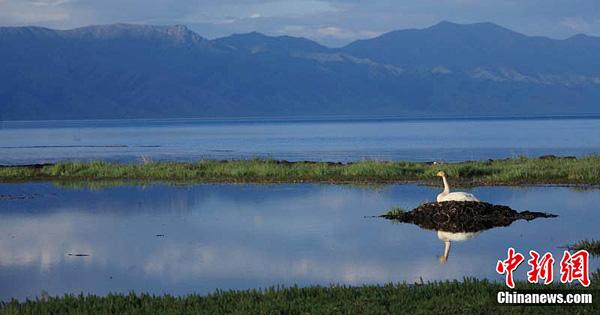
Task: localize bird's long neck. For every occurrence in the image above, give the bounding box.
[441,175,450,194]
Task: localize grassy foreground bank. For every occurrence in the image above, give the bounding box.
[1,278,598,314]
[1,155,600,184]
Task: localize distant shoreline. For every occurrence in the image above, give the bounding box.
[3,113,600,124]
[1,155,599,185]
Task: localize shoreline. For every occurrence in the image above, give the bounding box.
[1,155,599,185]
[2,179,600,189]
[5,113,600,123]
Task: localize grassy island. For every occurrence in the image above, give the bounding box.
[1,276,598,314]
[1,155,599,185]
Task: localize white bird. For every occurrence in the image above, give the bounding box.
[436,170,480,202]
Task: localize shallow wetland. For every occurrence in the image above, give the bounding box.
[0,182,598,302]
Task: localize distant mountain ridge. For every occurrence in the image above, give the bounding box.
[1,21,599,120]
[215,31,329,53]
[344,21,600,76]
[0,24,214,48]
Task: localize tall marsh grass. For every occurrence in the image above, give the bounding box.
[1,155,599,184]
[1,276,598,314]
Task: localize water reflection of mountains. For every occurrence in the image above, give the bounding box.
[382,201,558,263]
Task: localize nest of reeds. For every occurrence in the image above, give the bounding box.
[381,201,557,233]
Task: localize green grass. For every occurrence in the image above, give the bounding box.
[569,240,600,257]
[1,277,597,314]
[1,155,600,184]
[386,205,407,216]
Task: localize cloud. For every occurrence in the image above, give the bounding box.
[181,0,340,25]
[30,0,72,6]
[0,0,103,27]
[12,10,70,22]
[561,16,592,33]
[358,30,381,37]
[316,26,354,38]
[312,26,381,41]
[0,0,73,24]
[251,0,340,18]
[278,25,307,32]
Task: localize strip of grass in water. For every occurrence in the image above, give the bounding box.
[1,277,598,314]
[1,155,600,184]
[385,205,407,216]
[569,239,600,257]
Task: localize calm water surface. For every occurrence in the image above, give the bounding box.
[1,116,599,164]
[1,183,598,301]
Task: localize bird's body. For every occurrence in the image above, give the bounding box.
[436,171,480,202]
[437,191,480,202]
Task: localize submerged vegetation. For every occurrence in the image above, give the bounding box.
[1,155,600,185]
[569,239,600,257]
[1,277,598,314]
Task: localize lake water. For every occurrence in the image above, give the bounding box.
[1,116,600,165]
[1,182,598,302]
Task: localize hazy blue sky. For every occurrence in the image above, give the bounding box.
[1,0,598,46]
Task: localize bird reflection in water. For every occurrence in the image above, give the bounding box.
[380,199,557,265]
[436,230,479,264]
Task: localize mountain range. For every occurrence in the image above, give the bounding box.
[1,21,600,120]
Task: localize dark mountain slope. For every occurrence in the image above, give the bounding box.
[0,24,406,119]
[214,31,329,54]
[1,22,600,120]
